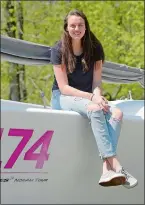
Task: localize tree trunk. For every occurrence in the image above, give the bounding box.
[17,0,27,101]
[5,0,20,101]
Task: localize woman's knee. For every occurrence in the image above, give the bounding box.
[112,108,123,120]
[87,102,102,112]
[87,103,105,120]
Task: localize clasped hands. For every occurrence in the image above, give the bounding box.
[91,94,110,113]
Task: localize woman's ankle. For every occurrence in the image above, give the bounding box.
[106,156,122,172]
[102,159,112,174]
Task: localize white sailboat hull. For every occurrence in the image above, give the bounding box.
[1,99,144,204]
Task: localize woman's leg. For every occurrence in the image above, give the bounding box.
[105,103,123,153]
[104,104,123,172]
[51,92,137,188]
[104,104,138,188]
[87,104,116,159]
[51,92,115,178]
[60,95,126,186]
[60,95,116,158]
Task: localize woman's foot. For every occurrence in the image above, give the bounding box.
[106,157,138,188]
[99,159,126,187]
[116,167,138,189]
[99,170,126,187]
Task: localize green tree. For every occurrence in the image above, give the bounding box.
[1,1,144,104]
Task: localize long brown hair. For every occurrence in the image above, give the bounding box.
[61,9,105,73]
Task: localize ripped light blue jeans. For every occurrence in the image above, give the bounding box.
[50,89,122,159]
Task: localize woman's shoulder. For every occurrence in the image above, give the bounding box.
[92,39,105,61]
[94,42,104,53]
[51,40,62,64]
[52,40,62,51]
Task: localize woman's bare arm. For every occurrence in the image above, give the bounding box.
[53,64,92,100]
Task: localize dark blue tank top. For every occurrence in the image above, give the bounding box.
[50,41,103,92]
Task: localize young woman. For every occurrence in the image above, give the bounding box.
[50,9,137,188]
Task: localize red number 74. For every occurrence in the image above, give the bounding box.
[0,128,54,169]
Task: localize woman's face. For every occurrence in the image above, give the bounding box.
[67,15,86,40]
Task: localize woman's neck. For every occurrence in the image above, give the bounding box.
[72,39,83,56]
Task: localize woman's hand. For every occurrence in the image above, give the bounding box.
[91,94,109,112]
